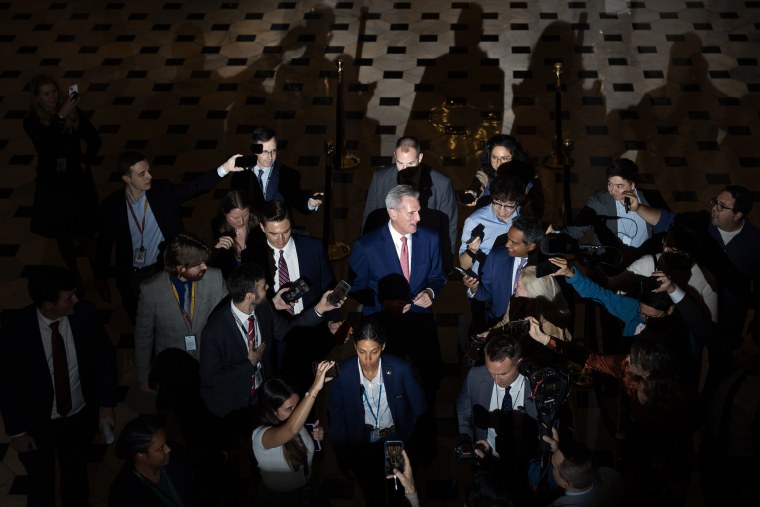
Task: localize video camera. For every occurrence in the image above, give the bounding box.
[539,233,624,271]
[519,358,572,450]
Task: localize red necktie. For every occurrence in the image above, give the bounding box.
[50,321,72,416]
[400,236,410,282]
[278,250,294,314]
[248,314,260,400]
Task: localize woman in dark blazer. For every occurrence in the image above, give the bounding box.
[328,318,427,507]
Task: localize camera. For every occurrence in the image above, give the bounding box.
[519,359,572,449]
[455,435,487,463]
[282,277,311,303]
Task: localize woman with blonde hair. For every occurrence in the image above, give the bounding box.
[490,265,572,341]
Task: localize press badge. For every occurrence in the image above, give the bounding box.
[134,246,146,265]
[369,428,382,443]
[184,335,197,351]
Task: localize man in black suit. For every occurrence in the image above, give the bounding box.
[250,200,340,391]
[0,267,118,507]
[199,262,341,421]
[229,126,323,216]
[96,150,244,320]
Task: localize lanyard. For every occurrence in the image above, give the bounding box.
[362,383,383,428]
[169,280,195,333]
[125,192,149,246]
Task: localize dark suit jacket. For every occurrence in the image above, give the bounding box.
[456,365,531,443]
[96,168,224,279]
[249,235,337,321]
[361,164,458,254]
[0,302,118,440]
[199,297,322,418]
[348,224,446,315]
[472,247,518,320]
[328,354,427,448]
[229,161,313,215]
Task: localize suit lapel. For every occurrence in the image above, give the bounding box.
[380,226,403,277]
[267,164,281,201]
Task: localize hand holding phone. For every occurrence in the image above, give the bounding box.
[327,280,351,306]
[235,155,259,168]
[384,441,405,477]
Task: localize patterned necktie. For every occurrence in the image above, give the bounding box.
[278,250,294,314]
[248,315,257,399]
[501,388,513,413]
[50,321,72,416]
[400,236,410,282]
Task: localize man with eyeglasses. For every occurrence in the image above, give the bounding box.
[465,215,543,327]
[625,184,760,339]
[459,177,526,331]
[362,136,458,269]
[230,126,323,216]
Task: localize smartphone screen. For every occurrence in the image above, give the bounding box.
[384,440,404,476]
[327,280,351,306]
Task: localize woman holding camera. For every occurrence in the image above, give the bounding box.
[24,74,102,279]
[252,362,333,506]
[211,190,263,278]
[488,266,572,341]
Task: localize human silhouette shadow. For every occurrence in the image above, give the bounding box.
[405,2,504,189]
[607,31,740,202]
[510,16,607,165]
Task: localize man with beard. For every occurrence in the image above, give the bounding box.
[134,233,227,393]
[362,136,457,270]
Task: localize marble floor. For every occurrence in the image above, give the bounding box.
[1,0,759,505]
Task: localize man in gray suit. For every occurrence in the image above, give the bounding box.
[361,136,458,268]
[457,333,540,500]
[135,233,227,393]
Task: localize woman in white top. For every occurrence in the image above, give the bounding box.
[252,361,334,506]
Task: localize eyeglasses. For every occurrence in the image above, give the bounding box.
[492,201,517,212]
[261,149,277,157]
[709,198,735,213]
[491,155,513,164]
[639,310,665,321]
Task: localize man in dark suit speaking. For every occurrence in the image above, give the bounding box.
[349,184,447,405]
[249,200,339,392]
[0,266,118,507]
[199,262,341,421]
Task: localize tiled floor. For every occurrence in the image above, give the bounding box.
[1,0,759,505]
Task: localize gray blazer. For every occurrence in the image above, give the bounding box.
[563,190,652,246]
[134,268,227,381]
[362,164,458,254]
[456,365,531,443]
